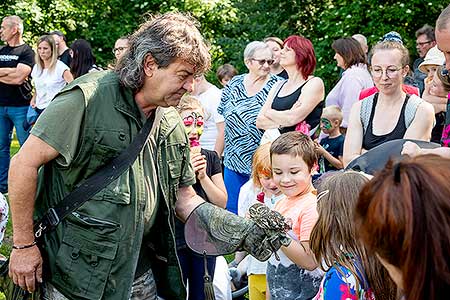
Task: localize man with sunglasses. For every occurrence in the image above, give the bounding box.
[413,25,437,95]
[403,5,450,158]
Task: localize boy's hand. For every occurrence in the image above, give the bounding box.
[191,152,207,180]
[314,141,325,155]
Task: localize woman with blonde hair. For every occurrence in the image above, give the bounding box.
[311,172,396,300]
[344,41,434,166]
[30,35,73,114]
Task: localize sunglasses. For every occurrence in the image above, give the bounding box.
[251,58,274,66]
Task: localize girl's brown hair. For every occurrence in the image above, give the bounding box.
[356,155,450,300]
[310,171,397,300]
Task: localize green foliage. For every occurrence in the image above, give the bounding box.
[1,0,445,89]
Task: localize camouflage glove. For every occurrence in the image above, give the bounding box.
[184,202,291,261]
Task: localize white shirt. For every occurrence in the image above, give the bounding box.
[196,85,224,151]
[31,60,69,109]
[213,256,232,300]
[238,180,285,275]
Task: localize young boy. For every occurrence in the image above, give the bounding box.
[316,105,345,172]
[267,132,323,300]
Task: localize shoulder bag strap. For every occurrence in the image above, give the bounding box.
[360,93,377,134]
[34,112,156,239]
[403,94,422,128]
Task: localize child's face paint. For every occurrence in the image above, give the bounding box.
[320,118,333,131]
[181,110,204,140]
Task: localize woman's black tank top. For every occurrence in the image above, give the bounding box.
[271,80,324,134]
[362,93,410,150]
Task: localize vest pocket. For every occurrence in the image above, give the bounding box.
[53,216,119,299]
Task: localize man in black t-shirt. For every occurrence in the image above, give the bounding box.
[50,30,71,67]
[0,15,34,193]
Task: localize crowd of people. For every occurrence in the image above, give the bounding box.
[0,4,449,300]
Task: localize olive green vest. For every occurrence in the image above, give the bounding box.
[34,71,191,300]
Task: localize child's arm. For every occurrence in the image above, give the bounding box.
[316,143,344,170]
[280,240,317,271]
[280,199,318,270]
[192,152,227,208]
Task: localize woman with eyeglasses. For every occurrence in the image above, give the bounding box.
[256,35,325,138]
[325,37,373,131]
[343,41,435,166]
[218,41,280,214]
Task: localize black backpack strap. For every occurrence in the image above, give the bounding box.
[34,112,156,238]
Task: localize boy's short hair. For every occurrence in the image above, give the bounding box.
[176,95,204,114]
[216,63,238,81]
[270,132,318,169]
[322,105,343,124]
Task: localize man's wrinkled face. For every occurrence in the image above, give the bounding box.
[0,21,15,43]
[416,34,435,58]
[143,57,196,109]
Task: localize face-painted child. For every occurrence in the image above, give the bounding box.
[319,108,342,137]
[177,96,208,178]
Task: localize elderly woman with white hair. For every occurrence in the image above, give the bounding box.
[218,41,281,214]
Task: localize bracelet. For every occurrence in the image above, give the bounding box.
[12,241,37,250]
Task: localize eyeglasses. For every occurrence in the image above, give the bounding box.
[112,46,128,54]
[370,66,403,78]
[251,58,274,66]
[416,41,432,47]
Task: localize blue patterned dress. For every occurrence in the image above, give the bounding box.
[218,74,280,175]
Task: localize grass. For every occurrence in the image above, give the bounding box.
[0,139,19,300]
[0,140,249,300]
[0,139,18,258]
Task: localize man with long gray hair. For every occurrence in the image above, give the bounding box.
[7,12,290,300]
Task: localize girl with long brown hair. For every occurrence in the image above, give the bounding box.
[310,171,396,300]
[355,155,450,300]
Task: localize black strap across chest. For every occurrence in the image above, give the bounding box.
[34,112,156,239]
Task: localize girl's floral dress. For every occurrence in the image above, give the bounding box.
[313,261,375,300]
